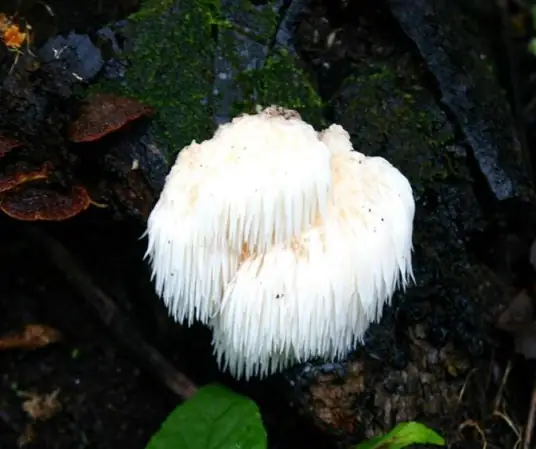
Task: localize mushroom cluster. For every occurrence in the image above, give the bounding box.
[0,137,92,221]
[146,106,415,380]
[0,92,154,221]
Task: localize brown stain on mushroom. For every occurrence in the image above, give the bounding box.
[261,105,302,120]
[289,237,310,259]
[239,242,255,263]
[187,185,199,208]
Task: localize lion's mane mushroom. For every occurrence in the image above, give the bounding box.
[145,106,333,325]
[211,123,415,380]
[145,107,415,380]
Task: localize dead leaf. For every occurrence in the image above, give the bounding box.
[20,389,61,421]
[0,324,62,350]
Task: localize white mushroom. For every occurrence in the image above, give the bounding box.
[145,106,333,325]
[211,125,415,380]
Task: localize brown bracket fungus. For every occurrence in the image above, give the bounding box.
[146,105,416,380]
[0,184,91,221]
[68,93,153,143]
[0,155,91,221]
[0,92,157,222]
[0,161,51,193]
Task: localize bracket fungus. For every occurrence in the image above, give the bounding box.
[0,92,158,222]
[68,93,153,143]
[0,161,51,193]
[0,135,91,221]
[145,106,415,380]
[0,184,91,221]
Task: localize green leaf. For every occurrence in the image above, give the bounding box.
[145,383,267,449]
[529,38,536,57]
[354,422,445,449]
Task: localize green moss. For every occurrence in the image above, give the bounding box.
[215,0,324,127]
[93,0,325,160]
[95,0,218,158]
[231,48,325,128]
[334,61,462,191]
[219,0,278,35]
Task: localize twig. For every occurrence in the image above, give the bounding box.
[24,225,198,401]
[459,419,487,449]
[493,410,522,443]
[458,367,477,404]
[494,359,512,410]
[523,377,536,449]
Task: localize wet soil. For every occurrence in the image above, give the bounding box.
[0,216,174,449]
[0,212,333,449]
[0,205,531,449]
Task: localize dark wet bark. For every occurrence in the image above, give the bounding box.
[386,0,530,201]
